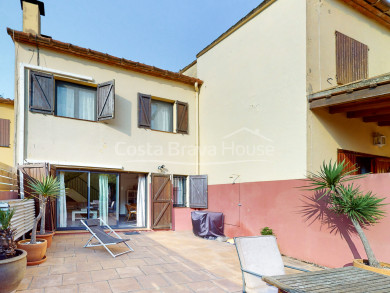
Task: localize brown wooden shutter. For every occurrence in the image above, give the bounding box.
[0,119,10,147]
[336,32,368,85]
[138,93,151,128]
[30,70,54,113]
[97,80,115,121]
[176,101,188,134]
[189,175,208,209]
[337,149,358,175]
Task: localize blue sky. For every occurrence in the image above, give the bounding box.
[0,0,262,99]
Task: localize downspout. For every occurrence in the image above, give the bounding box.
[17,63,25,198]
[194,82,200,175]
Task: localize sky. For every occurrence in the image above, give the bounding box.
[0,0,262,99]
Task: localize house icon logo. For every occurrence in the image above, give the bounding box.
[223,128,273,142]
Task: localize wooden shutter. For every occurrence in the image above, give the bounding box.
[176,101,188,134]
[138,93,151,128]
[151,174,172,229]
[189,175,208,209]
[97,80,115,121]
[30,70,54,113]
[337,149,358,175]
[0,119,10,147]
[336,32,368,85]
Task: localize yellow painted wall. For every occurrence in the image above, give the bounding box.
[15,44,198,176]
[0,103,14,166]
[197,0,307,185]
[307,0,390,172]
[307,0,390,94]
[22,1,40,35]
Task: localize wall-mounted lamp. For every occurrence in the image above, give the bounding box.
[373,133,386,147]
[157,165,167,173]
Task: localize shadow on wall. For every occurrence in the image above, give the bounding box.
[299,190,362,265]
[104,94,132,136]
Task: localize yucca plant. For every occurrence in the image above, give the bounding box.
[0,208,16,260]
[306,160,387,268]
[27,175,61,244]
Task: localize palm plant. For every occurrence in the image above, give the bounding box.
[306,160,387,268]
[27,175,61,244]
[0,208,16,259]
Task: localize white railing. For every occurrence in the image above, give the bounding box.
[2,199,35,240]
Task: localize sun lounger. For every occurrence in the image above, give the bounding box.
[80,218,134,257]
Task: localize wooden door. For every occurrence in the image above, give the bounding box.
[151,174,172,229]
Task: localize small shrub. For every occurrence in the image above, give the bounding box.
[260,227,275,236]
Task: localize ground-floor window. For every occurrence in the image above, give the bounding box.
[57,170,147,229]
[173,176,187,207]
[337,149,390,174]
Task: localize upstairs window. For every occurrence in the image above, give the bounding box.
[151,99,173,132]
[56,81,97,121]
[173,176,187,207]
[29,70,115,122]
[138,93,189,134]
[0,119,10,147]
[336,32,368,85]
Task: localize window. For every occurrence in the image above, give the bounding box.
[0,119,10,147]
[151,100,173,132]
[173,176,187,207]
[56,81,97,121]
[29,70,115,121]
[338,149,390,174]
[138,93,189,133]
[336,32,368,84]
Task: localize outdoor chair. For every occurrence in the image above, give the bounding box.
[126,203,137,221]
[80,218,134,258]
[234,236,309,293]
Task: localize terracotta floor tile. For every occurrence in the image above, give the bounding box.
[123,258,147,266]
[29,274,63,289]
[136,274,170,289]
[62,271,92,285]
[159,285,193,293]
[77,262,103,272]
[160,271,192,285]
[182,270,215,282]
[185,281,226,292]
[79,281,112,293]
[116,266,144,278]
[49,263,77,275]
[38,257,65,267]
[25,266,50,277]
[64,255,88,264]
[139,265,167,275]
[44,284,78,293]
[91,268,120,282]
[16,289,44,293]
[16,276,32,290]
[144,257,166,265]
[108,277,142,293]
[100,259,126,269]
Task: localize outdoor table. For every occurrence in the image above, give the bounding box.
[262,266,390,293]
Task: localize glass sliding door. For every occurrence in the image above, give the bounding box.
[57,170,119,229]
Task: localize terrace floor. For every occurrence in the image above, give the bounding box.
[17,231,323,292]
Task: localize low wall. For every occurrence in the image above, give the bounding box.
[0,191,18,200]
[173,173,390,268]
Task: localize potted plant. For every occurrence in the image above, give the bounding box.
[0,207,27,293]
[306,160,389,274]
[17,175,61,265]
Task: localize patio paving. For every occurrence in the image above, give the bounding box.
[17,230,323,292]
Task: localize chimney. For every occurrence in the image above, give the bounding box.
[20,0,45,35]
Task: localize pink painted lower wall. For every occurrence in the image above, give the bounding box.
[0,191,18,200]
[173,173,390,268]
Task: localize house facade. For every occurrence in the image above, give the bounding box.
[8,0,390,267]
[0,97,14,167]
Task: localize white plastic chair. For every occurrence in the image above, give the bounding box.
[234,236,309,293]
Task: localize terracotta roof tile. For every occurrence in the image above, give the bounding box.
[0,97,14,105]
[7,28,203,87]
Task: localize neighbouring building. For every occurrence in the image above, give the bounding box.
[7,0,390,267]
[0,97,14,166]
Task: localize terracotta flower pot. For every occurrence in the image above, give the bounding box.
[353,259,390,276]
[30,231,55,248]
[17,239,47,265]
[0,249,27,293]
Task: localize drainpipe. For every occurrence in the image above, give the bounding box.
[194,82,200,175]
[17,64,25,198]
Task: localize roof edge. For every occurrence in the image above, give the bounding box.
[196,0,277,58]
[0,97,14,105]
[308,72,390,101]
[179,60,197,74]
[7,28,203,87]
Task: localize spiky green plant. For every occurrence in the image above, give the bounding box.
[0,208,16,259]
[306,160,387,268]
[27,175,61,244]
[261,227,275,236]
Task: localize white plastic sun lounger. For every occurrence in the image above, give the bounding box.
[81,218,134,258]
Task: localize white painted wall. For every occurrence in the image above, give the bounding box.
[196,0,307,185]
